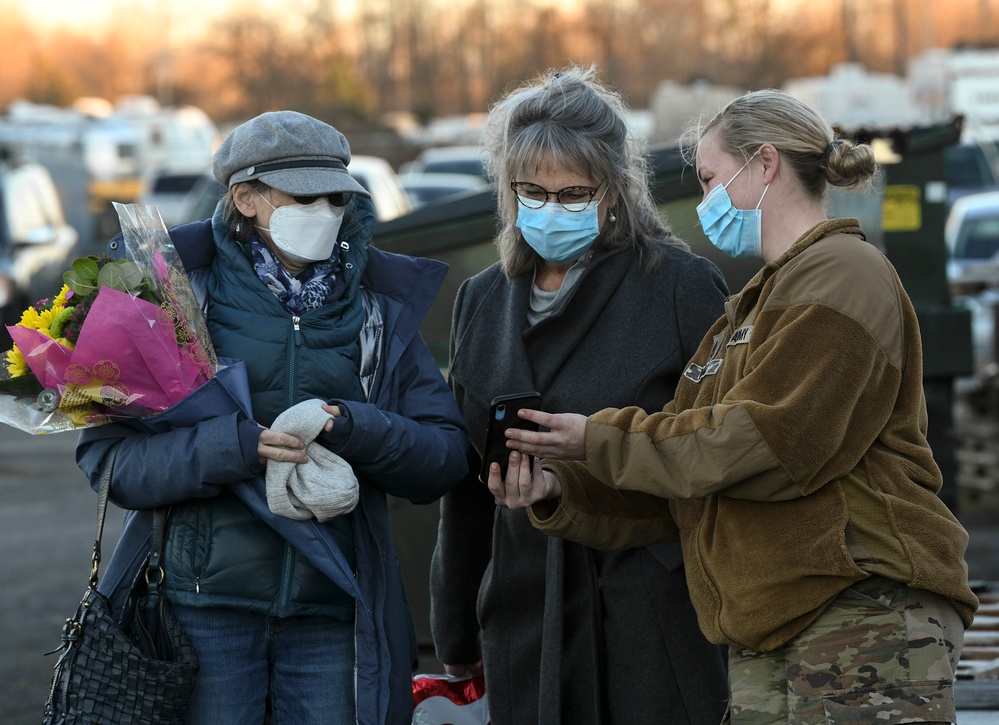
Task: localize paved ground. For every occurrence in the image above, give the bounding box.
[1,423,997,723]
[0,428,122,724]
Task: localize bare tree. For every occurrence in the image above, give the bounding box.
[842,0,861,63]
[7,0,999,125]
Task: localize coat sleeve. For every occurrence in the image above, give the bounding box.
[319,330,469,504]
[75,414,262,510]
[528,460,679,550]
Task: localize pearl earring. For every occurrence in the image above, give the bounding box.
[608,210,617,223]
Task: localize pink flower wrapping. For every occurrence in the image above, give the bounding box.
[10,287,213,421]
[0,202,219,434]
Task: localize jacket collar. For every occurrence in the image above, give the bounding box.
[449,246,633,442]
[727,218,865,324]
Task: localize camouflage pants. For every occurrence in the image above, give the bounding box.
[724,576,964,724]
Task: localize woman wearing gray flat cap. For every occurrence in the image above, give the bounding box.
[76,110,469,725]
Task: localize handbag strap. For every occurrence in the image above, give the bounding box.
[145,505,169,595]
[90,441,122,588]
[90,441,169,591]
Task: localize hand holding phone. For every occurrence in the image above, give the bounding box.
[479,392,543,482]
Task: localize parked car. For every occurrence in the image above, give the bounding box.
[945,141,999,209]
[945,191,999,377]
[946,190,999,289]
[184,173,226,223]
[400,172,489,208]
[400,145,490,182]
[0,147,79,348]
[139,170,219,227]
[347,155,413,221]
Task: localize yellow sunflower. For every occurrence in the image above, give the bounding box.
[18,306,43,331]
[36,306,65,338]
[5,345,28,378]
[52,285,72,308]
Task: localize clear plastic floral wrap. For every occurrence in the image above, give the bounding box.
[0,202,218,434]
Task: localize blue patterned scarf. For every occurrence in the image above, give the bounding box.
[247,236,346,315]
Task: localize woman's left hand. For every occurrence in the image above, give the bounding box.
[486,450,562,510]
[321,403,342,433]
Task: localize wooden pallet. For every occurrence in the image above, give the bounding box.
[958,593,999,681]
[955,591,999,710]
[956,422,999,492]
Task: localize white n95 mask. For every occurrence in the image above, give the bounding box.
[257,194,345,264]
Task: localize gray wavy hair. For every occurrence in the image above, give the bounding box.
[482,64,685,277]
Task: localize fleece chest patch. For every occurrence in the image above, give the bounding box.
[683,326,753,383]
[727,325,753,346]
[682,358,722,383]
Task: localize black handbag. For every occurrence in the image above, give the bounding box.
[43,443,200,725]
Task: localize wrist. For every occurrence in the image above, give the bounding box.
[543,470,562,499]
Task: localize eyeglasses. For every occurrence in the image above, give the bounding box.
[510,181,601,212]
[292,192,353,207]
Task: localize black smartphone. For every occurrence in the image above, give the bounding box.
[479,392,543,482]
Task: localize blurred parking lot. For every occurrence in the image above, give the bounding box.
[2,132,999,723]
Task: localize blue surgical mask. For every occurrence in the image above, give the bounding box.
[696,153,770,259]
[516,198,601,264]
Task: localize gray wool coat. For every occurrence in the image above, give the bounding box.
[430,243,732,725]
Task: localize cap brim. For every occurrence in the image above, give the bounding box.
[256,167,370,198]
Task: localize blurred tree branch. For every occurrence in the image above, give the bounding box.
[0,0,996,131]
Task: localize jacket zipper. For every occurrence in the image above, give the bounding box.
[278,543,295,618]
[288,315,301,407]
[278,313,303,619]
[280,247,353,622]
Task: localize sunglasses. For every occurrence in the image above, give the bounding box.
[292,192,353,207]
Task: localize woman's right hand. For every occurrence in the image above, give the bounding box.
[257,427,309,466]
[443,661,483,678]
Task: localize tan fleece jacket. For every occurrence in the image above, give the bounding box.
[532,219,979,652]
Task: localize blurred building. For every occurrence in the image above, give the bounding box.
[909,47,999,142]
[784,63,923,131]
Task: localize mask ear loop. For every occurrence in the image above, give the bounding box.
[256,189,277,210]
[722,147,762,188]
[254,189,279,238]
[755,183,770,210]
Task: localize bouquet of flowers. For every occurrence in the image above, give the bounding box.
[0,202,218,434]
